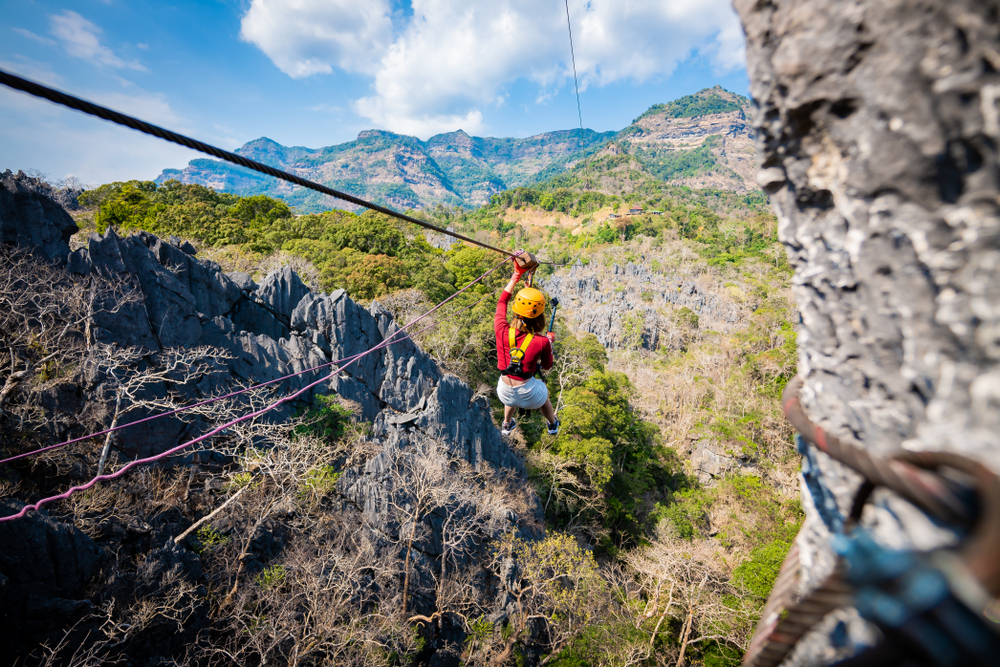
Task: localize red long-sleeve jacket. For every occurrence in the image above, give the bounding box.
[495,290,553,381]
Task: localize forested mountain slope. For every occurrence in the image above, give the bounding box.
[157,87,756,213]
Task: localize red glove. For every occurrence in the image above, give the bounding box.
[546,332,556,343]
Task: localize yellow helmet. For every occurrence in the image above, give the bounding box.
[512,287,546,318]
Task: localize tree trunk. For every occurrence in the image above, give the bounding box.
[403,517,417,614]
[674,605,694,667]
[735,0,1000,663]
[96,391,122,476]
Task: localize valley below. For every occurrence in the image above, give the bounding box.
[0,87,801,667]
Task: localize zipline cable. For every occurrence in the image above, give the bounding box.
[0,69,525,259]
[557,0,596,268]
[0,261,511,522]
[564,0,584,143]
[0,254,512,466]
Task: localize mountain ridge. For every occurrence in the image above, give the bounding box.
[157,87,755,213]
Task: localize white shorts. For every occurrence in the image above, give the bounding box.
[496,376,549,410]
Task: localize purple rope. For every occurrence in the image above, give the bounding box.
[0,255,511,466]
[0,271,507,522]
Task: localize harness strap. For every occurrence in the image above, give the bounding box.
[508,327,533,362]
[504,327,534,377]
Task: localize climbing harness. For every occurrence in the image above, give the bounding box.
[502,328,534,377]
[742,377,1000,667]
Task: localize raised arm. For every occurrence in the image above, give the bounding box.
[503,263,526,295]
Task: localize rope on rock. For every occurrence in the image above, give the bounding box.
[742,376,990,667]
[0,259,511,522]
[0,256,510,467]
[780,377,975,528]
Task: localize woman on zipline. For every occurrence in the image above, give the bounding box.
[495,262,559,436]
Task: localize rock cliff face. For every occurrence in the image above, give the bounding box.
[543,257,745,351]
[0,174,537,657]
[1,170,79,261]
[736,0,1000,663]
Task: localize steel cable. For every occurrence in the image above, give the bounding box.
[0,69,553,261]
[741,377,987,666]
[781,376,973,527]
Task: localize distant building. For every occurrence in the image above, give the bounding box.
[648,210,663,215]
[628,208,643,215]
[608,213,621,220]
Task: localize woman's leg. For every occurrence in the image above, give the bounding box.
[540,398,556,425]
[497,377,516,425]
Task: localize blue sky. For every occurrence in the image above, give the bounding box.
[0,0,749,185]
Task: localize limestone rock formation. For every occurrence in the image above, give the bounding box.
[0,170,78,261]
[1,183,538,639]
[0,501,102,657]
[735,0,1000,663]
[543,260,744,350]
[689,438,753,485]
[55,221,526,481]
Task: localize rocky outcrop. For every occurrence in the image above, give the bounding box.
[0,501,102,660]
[622,89,758,192]
[0,170,79,261]
[736,0,1000,663]
[689,438,754,485]
[51,221,527,479]
[2,184,538,639]
[543,260,745,350]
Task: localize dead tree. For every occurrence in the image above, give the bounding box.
[626,530,753,666]
[84,344,233,475]
[0,247,138,422]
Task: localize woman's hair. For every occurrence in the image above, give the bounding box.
[512,313,546,334]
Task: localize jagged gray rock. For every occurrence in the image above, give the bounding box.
[257,265,311,321]
[0,501,102,662]
[2,183,539,628]
[736,0,1000,663]
[689,438,752,485]
[0,169,78,261]
[227,271,257,292]
[543,260,744,349]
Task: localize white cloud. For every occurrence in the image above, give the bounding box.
[241,0,745,138]
[0,88,199,184]
[0,59,202,182]
[705,13,747,74]
[12,28,57,47]
[49,10,146,71]
[240,0,393,78]
[89,90,190,130]
[0,56,64,88]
